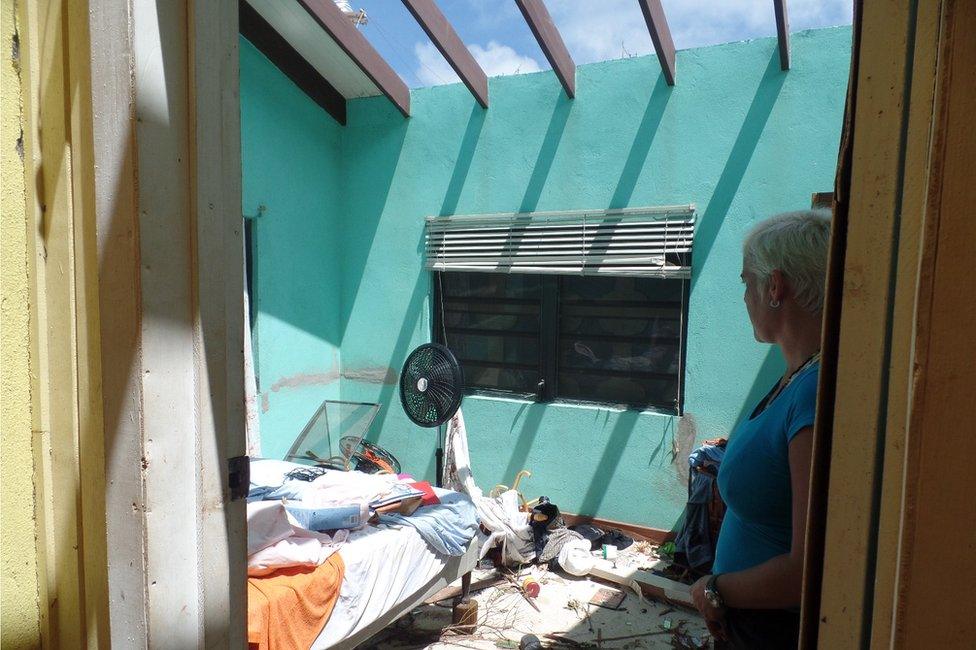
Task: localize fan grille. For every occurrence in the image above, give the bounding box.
[399,344,464,427]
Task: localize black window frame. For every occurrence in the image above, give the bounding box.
[432,271,690,415]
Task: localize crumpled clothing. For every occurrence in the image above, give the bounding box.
[442,409,483,498]
[557,538,596,576]
[688,442,725,474]
[302,468,405,508]
[475,489,535,564]
[247,500,295,556]
[378,491,479,556]
[539,527,586,562]
[249,459,319,502]
[247,528,348,577]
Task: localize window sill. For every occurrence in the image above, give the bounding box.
[462,390,679,417]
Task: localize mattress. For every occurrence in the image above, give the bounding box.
[312,495,482,648]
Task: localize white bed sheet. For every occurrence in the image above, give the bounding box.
[312,523,444,648]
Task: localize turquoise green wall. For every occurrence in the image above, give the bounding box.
[241,37,344,460]
[243,27,851,527]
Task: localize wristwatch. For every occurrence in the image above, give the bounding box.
[704,574,725,609]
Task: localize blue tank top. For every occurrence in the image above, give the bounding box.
[712,362,819,574]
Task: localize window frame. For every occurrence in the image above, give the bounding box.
[432,271,689,415]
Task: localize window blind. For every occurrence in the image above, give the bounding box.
[424,205,696,278]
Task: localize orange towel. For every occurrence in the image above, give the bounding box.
[247,553,345,650]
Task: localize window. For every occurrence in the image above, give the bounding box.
[434,272,689,413]
[426,206,695,413]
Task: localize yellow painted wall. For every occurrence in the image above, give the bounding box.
[0,0,42,647]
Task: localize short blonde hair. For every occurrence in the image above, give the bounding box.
[742,210,832,313]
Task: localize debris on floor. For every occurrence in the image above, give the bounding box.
[371,542,711,649]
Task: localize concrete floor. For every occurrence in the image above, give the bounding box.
[372,545,711,649]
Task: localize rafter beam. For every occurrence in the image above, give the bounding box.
[637,0,676,86]
[240,1,347,125]
[401,0,489,108]
[774,0,791,70]
[296,0,410,117]
[515,0,576,98]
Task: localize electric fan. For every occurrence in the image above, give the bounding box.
[399,343,464,486]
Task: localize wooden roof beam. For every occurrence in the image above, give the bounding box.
[637,0,676,86]
[297,0,410,117]
[515,0,576,98]
[240,1,347,125]
[401,0,489,108]
[774,0,791,70]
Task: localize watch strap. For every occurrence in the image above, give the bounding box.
[706,573,725,608]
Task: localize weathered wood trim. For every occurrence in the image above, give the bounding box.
[239,1,347,125]
[515,0,576,98]
[190,0,248,643]
[637,0,676,86]
[19,0,86,643]
[888,2,975,646]
[561,513,671,545]
[401,0,489,108]
[296,0,410,117]
[773,0,791,70]
[867,0,943,645]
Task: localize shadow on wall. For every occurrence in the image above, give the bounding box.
[337,105,410,342]
[518,90,573,213]
[609,75,672,210]
[692,52,787,290]
[359,267,430,447]
[440,102,487,217]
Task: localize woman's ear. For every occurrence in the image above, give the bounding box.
[768,269,786,303]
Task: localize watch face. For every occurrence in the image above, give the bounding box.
[706,589,721,608]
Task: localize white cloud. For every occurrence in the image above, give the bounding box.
[414,40,542,87]
[544,0,852,65]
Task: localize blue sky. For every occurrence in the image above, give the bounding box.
[353,0,853,88]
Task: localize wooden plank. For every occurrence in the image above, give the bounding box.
[401,0,488,107]
[64,0,112,645]
[423,573,507,604]
[296,0,410,117]
[240,1,346,125]
[636,0,676,86]
[561,513,671,545]
[814,0,917,646]
[891,2,976,646]
[192,0,249,645]
[132,1,208,644]
[20,0,84,643]
[514,0,575,98]
[798,5,861,646]
[773,0,791,70]
[588,560,694,608]
[867,0,942,646]
[86,0,151,641]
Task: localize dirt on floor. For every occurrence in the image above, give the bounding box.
[370,544,712,650]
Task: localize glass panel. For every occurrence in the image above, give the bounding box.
[558,276,685,409]
[438,272,542,394]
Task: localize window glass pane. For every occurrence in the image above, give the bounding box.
[438,272,542,394]
[558,276,685,410]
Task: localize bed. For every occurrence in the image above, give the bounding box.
[247,461,483,649]
[315,515,481,648]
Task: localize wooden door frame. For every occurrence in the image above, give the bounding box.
[801,1,974,647]
[19,0,247,643]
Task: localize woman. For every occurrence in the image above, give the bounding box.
[691,210,831,648]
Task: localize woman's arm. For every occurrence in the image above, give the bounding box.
[692,426,813,612]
